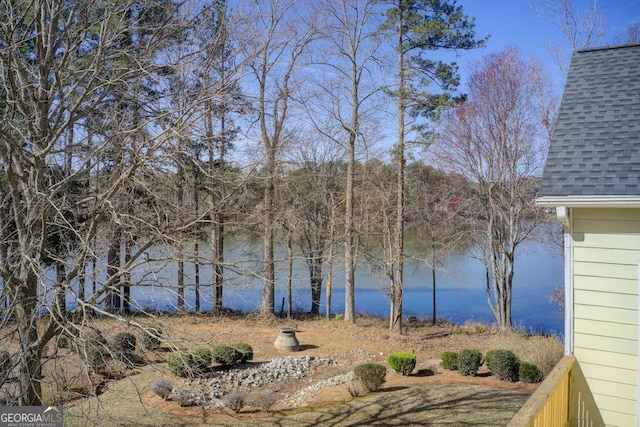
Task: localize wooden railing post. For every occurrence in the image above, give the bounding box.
[508,355,576,427]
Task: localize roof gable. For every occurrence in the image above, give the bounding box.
[537,43,640,202]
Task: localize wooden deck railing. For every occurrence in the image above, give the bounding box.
[508,355,576,427]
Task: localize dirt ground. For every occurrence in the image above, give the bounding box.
[58,313,561,426]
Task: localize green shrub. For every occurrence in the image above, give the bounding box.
[485,349,498,367]
[519,362,543,383]
[141,327,162,350]
[167,351,194,377]
[80,330,111,372]
[458,349,482,377]
[388,351,416,376]
[211,344,244,367]
[487,349,520,382]
[441,351,458,370]
[0,351,12,377]
[232,343,253,362]
[111,332,137,360]
[353,363,386,392]
[189,347,212,371]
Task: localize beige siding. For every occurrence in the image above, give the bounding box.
[574,318,637,341]
[574,304,637,324]
[572,208,640,426]
[576,348,636,368]
[574,275,637,295]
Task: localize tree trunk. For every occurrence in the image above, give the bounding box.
[15,274,43,405]
[194,179,201,313]
[287,235,293,318]
[55,261,66,318]
[194,241,200,313]
[209,112,225,316]
[326,204,335,320]
[432,241,436,325]
[262,147,276,315]
[309,255,323,315]
[176,163,185,311]
[106,235,121,313]
[344,109,356,324]
[177,256,185,312]
[123,238,132,313]
[391,8,405,333]
[213,217,224,314]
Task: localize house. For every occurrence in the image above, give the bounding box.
[528,43,640,427]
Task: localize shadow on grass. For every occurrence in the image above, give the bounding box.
[298,344,319,351]
[379,386,408,392]
[64,373,530,427]
[413,368,436,377]
[269,383,530,427]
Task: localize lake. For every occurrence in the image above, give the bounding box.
[118,234,564,336]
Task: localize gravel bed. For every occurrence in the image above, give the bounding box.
[170,354,337,409]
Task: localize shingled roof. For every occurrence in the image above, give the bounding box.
[537,43,640,206]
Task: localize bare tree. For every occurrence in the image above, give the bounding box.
[431,47,556,330]
[283,135,343,315]
[0,0,187,405]
[241,0,319,315]
[533,0,606,75]
[612,19,640,44]
[308,0,386,323]
[358,159,398,321]
[196,1,247,315]
[405,162,471,324]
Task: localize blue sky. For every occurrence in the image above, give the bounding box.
[452,0,640,90]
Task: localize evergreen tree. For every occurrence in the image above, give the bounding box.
[378,0,486,332]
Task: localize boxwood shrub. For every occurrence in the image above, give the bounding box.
[211,344,244,367]
[232,342,253,362]
[519,362,543,383]
[141,327,163,351]
[167,351,194,377]
[353,363,386,392]
[485,349,498,367]
[111,332,137,360]
[189,347,213,371]
[80,330,111,372]
[458,349,482,377]
[441,351,458,370]
[388,351,416,376]
[487,349,520,382]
